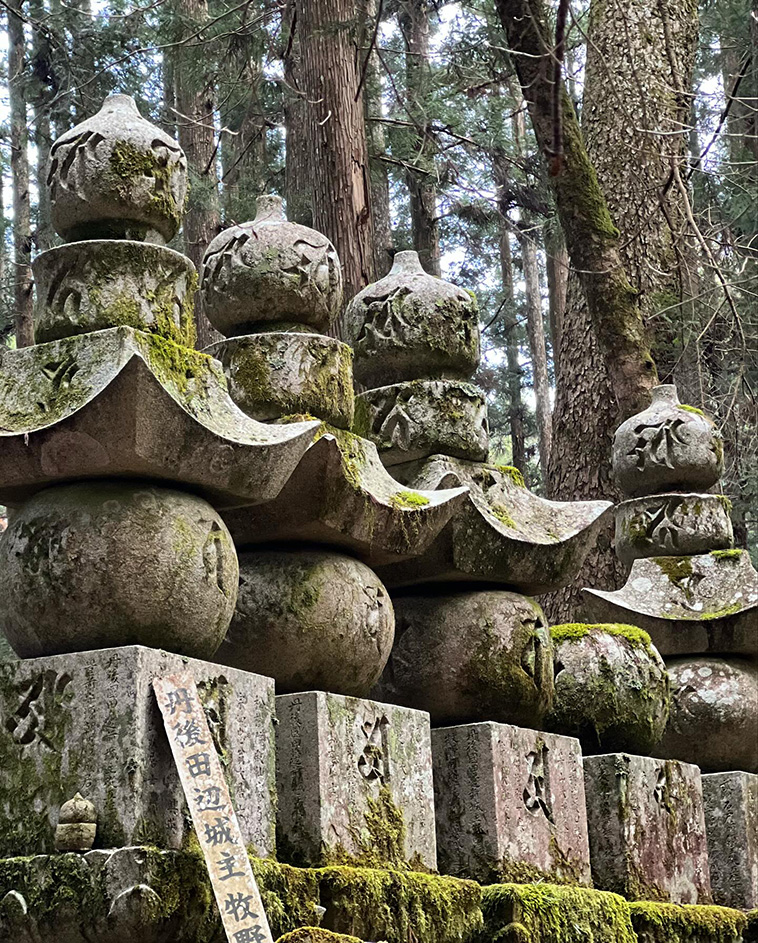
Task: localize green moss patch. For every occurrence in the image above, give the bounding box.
[710,549,742,561]
[629,901,747,943]
[319,865,482,943]
[277,930,362,943]
[496,465,526,488]
[111,139,184,228]
[390,490,430,510]
[481,882,636,943]
[677,404,705,416]
[551,623,656,656]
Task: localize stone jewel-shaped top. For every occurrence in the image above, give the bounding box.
[612,384,724,497]
[200,195,343,337]
[346,250,481,388]
[48,94,188,244]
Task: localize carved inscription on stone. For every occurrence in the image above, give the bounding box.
[628,419,688,471]
[358,714,390,783]
[4,670,72,749]
[523,743,554,824]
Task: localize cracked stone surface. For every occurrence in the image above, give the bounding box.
[0,327,319,508]
[373,456,612,592]
[583,551,758,657]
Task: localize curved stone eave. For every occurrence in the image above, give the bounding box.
[0,327,319,507]
[221,428,469,568]
[583,551,758,658]
[373,455,612,593]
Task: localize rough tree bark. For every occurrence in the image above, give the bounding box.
[495,0,674,618]
[297,0,375,326]
[544,228,567,383]
[282,0,313,227]
[8,0,34,347]
[398,0,440,275]
[493,152,527,480]
[361,0,393,278]
[30,0,55,252]
[173,0,222,347]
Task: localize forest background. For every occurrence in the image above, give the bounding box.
[0,0,756,619]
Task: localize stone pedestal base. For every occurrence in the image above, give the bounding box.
[275,691,436,870]
[702,771,758,910]
[0,646,275,856]
[432,722,591,884]
[583,753,711,903]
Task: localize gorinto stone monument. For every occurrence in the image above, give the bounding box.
[0,94,754,943]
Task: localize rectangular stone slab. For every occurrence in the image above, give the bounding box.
[275,691,437,869]
[0,646,275,856]
[702,771,758,910]
[583,753,712,903]
[432,722,591,884]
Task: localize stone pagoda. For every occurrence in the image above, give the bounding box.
[0,94,755,943]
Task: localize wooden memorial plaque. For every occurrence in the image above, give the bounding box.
[153,673,274,943]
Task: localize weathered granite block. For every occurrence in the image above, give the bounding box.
[0,645,275,856]
[432,723,591,885]
[702,771,758,910]
[275,691,437,870]
[583,753,711,903]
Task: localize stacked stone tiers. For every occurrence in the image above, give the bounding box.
[582,385,758,777]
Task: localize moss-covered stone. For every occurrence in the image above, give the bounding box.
[390,490,430,510]
[628,901,747,943]
[480,882,637,943]
[277,929,362,943]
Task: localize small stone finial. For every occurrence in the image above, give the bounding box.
[48,93,188,244]
[55,792,97,852]
[200,194,343,338]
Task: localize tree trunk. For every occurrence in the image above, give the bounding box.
[493,153,527,481]
[173,0,221,347]
[518,224,552,481]
[283,0,313,227]
[8,0,34,347]
[297,0,375,327]
[361,0,393,277]
[510,88,551,479]
[398,0,440,275]
[545,229,567,383]
[30,0,54,252]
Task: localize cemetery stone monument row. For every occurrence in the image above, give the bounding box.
[0,93,754,941]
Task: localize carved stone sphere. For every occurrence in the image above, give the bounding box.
[613,385,724,497]
[372,590,554,727]
[48,94,188,244]
[0,482,238,660]
[346,251,481,388]
[657,657,758,773]
[547,624,670,754]
[200,195,343,337]
[215,548,394,697]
